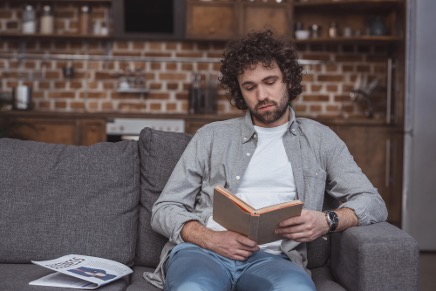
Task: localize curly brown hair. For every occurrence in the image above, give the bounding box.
[219,30,303,110]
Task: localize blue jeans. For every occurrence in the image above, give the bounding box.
[164,243,316,291]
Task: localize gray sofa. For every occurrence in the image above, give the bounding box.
[0,127,419,291]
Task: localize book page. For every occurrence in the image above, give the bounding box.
[254,199,303,215]
[214,185,256,213]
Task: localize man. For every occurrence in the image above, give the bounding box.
[145,30,388,290]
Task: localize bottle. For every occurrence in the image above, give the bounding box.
[79,5,91,34]
[310,24,321,39]
[22,5,36,34]
[369,16,386,36]
[40,5,54,34]
[328,22,338,38]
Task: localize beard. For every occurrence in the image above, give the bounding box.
[248,91,290,125]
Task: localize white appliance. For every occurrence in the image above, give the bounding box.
[403,0,436,250]
[106,118,185,141]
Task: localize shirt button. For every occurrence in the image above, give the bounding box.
[246,153,251,156]
[243,137,247,141]
[236,176,240,180]
[292,128,296,132]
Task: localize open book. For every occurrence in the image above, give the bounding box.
[29,254,133,289]
[213,185,303,245]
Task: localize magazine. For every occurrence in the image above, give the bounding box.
[29,254,133,289]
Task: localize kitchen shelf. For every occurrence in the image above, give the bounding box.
[294,0,403,10]
[0,32,112,41]
[295,35,403,44]
[293,0,404,42]
[3,0,112,3]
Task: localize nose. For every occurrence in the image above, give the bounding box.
[256,85,268,101]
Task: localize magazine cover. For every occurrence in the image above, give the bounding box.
[29,254,133,289]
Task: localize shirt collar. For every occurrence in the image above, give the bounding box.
[240,106,299,144]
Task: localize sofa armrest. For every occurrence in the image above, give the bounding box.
[330,222,419,291]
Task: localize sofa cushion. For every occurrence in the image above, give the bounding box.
[0,138,139,265]
[311,266,346,291]
[307,235,331,269]
[306,193,338,269]
[127,267,162,291]
[136,128,192,267]
[0,264,129,291]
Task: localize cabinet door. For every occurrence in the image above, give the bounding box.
[3,117,106,145]
[80,119,106,146]
[186,1,238,40]
[241,3,291,36]
[330,125,403,227]
[13,118,78,145]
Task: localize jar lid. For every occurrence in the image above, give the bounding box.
[81,5,90,13]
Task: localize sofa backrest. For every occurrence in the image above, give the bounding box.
[0,138,140,266]
[135,127,331,269]
[135,127,192,267]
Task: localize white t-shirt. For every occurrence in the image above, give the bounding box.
[237,122,296,254]
[207,122,297,255]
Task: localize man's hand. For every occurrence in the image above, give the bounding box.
[206,230,259,261]
[275,208,359,242]
[181,221,259,261]
[274,209,329,242]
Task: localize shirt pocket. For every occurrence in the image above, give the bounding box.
[302,168,327,210]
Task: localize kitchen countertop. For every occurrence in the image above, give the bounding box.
[0,109,399,127]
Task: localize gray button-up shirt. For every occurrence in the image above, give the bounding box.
[145,108,388,288]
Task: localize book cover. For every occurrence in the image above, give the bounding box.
[213,185,303,245]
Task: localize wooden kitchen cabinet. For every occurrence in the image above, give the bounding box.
[80,119,107,146]
[186,0,239,40]
[185,0,291,40]
[11,118,78,145]
[330,125,403,227]
[1,115,106,145]
[241,0,291,36]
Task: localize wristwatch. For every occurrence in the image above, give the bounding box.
[324,210,339,233]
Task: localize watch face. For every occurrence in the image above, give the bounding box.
[329,211,339,223]
[327,211,339,232]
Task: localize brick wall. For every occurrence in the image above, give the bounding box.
[0,2,390,119]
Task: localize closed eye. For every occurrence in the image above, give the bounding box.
[264,77,278,85]
[242,84,256,91]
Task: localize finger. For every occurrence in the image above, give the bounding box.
[236,236,259,250]
[232,249,254,261]
[278,215,305,228]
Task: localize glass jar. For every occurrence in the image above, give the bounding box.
[40,5,54,34]
[22,5,36,34]
[328,22,338,38]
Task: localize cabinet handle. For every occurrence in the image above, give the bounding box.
[385,138,391,188]
[386,58,393,124]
